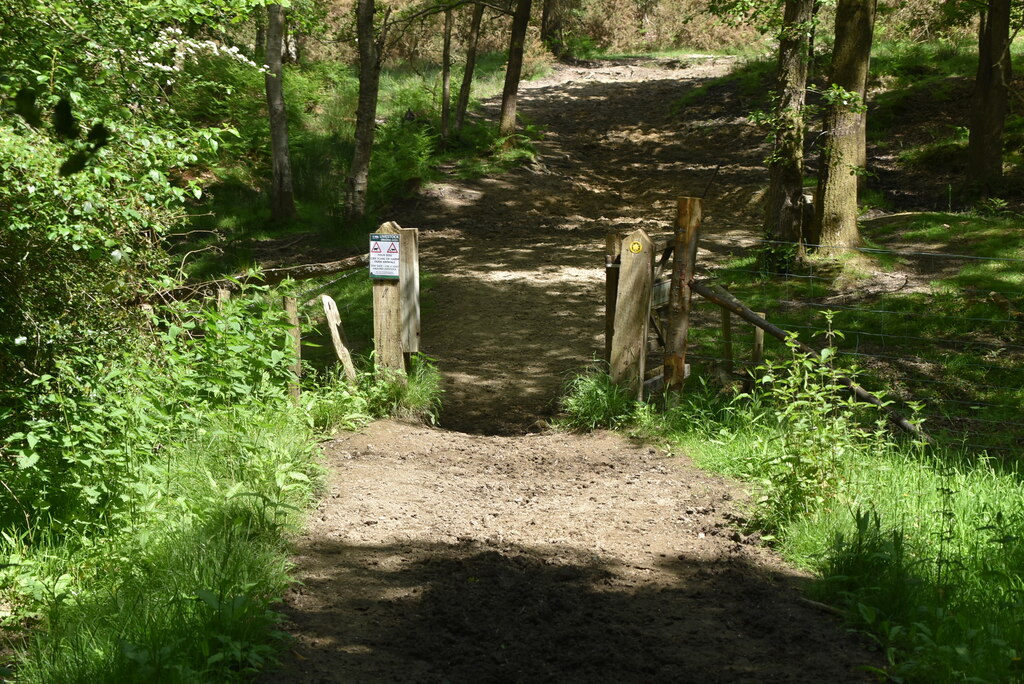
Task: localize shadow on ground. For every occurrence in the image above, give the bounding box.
[264,538,874,683]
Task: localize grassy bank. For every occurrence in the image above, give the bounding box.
[0,287,440,681]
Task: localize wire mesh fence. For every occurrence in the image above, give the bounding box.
[687,237,1024,457]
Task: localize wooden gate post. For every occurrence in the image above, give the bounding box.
[610,228,654,399]
[664,197,702,391]
[371,221,405,375]
[398,226,421,357]
[605,231,624,364]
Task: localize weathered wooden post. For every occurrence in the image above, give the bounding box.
[664,197,702,392]
[321,294,358,384]
[283,295,302,400]
[216,288,231,310]
[721,309,734,378]
[743,311,766,394]
[605,231,623,363]
[370,221,405,375]
[399,226,421,357]
[610,228,654,400]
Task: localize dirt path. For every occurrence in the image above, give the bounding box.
[393,56,767,433]
[263,59,880,682]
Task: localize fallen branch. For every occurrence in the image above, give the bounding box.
[149,253,369,303]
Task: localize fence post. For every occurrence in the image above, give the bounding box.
[610,228,654,400]
[399,226,420,357]
[721,308,733,377]
[321,294,358,385]
[605,231,623,364]
[664,197,702,391]
[216,288,231,310]
[283,295,302,401]
[371,221,406,376]
[743,311,766,394]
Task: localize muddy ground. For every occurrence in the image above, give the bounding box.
[261,58,882,683]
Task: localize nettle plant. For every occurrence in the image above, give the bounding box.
[1,289,299,536]
[746,318,893,532]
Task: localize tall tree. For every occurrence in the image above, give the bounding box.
[265,3,296,222]
[968,0,1012,193]
[455,2,485,133]
[440,7,454,141]
[540,0,561,52]
[763,0,816,260]
[499,0,533,139]
[813,0,877,250]
[348,0,387,219]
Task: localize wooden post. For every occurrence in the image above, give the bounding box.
[399,226,420,356]
[744,311,765,394]
[216,288,231,310]
[283,295,302,400]
[321,294,358,384]
[609,228,654,400]
[605,231,623,364]
[664,197,702,391]
[753,312,765,368]
[721,308,733,377]
[372,222,405,376]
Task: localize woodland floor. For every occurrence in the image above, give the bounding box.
[260,57,882,683]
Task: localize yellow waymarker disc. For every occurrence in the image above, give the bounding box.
[628,241,642,254]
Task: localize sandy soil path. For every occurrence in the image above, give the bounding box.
[261,58,880,683]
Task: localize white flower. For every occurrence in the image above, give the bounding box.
[14,336,27,346]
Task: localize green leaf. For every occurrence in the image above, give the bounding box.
[16,452,40,469]
[196,588,220,610]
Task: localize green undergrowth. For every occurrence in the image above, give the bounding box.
[557,342,1024,683]
[702,211,1024,453]
[0,286,441,681]
[176,53,543,281]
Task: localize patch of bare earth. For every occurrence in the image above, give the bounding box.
[262,59,881,682]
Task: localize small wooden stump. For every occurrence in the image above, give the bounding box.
[321,294,358,384]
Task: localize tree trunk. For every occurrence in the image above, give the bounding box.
[264,3,296,222]
[763,0,815,263]
[968,0,1012,194]
[348,0,384,220]
[851,2,876,188]
[540,0,560,52]
[813,0,876,250]
[499,0,533,139]
[455,2,485,134]
[255,21,265,63]
[440,8,453,142]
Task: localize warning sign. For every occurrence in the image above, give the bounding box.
[369,233,400,279]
